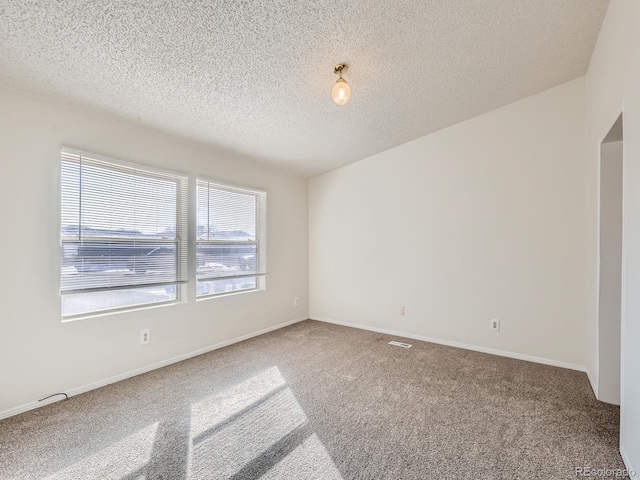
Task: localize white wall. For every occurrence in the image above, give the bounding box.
[0,87,309,415]
[584,0,640,471]
[309,77,587,368]
[597,140,622,405]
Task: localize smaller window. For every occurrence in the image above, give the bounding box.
[196,179,267,297]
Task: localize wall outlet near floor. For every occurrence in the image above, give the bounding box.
[490,319,500,332]
[399,306,405,315]
[294,296,300,307]
[140,329,150,345]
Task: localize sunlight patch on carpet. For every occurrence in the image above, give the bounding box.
[44,423,159,480]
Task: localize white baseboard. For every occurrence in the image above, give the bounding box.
[311,316,587,372]
[0,316,308,421]
[585,368,598,399]
[620,447,636,477]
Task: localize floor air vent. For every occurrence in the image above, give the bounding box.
[388,341,412,348]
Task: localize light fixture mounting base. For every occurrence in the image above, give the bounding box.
[334,64,347,74]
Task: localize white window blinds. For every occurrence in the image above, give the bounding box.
[196,178,266,296]
[60,148,188,316]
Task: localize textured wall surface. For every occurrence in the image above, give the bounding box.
[0,0,608,176]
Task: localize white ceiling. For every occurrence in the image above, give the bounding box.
[0,1,609,177]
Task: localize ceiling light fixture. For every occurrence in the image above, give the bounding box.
[332,64,351,105]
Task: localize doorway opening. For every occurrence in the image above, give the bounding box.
[598,113,623,405]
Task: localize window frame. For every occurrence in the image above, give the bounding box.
[195,178,267,299]
[59,147,189,319]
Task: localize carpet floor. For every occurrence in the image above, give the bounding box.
[0,320,626,479]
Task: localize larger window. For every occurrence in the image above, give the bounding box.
[60,148,188,317]
[196,179,266,297]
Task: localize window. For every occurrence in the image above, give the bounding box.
[60,148,188,317]
[196,178,266,297]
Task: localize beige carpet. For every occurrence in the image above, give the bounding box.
[0,320,626,479]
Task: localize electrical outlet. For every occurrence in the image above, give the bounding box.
[140,329,150,344]
[490,319,500,332]
[399,306,405,315]
[294,296,300,307]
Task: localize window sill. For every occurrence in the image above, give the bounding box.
[61,298,184,323]
[195,286,264,302]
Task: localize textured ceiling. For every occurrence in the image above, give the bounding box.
[0,1,609,177]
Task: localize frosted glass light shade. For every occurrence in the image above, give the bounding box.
[332,78,351,105]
